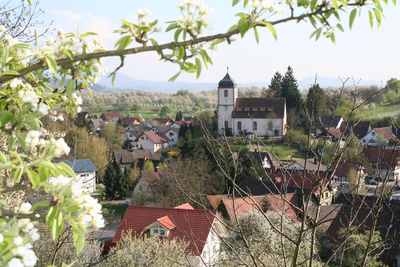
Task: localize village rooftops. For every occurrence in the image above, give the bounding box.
[58,159,97,173]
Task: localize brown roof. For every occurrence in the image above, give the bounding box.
[152,118,174,125]
[319,115,343,128]
[340,120,371,139]
[121,117,141,125]
[363,147,400,169]
[333,161,365,178]
[174,203,195,210]
[101,112,122,121]
[88,118,104,129]
[232,97,286,119]
[374,127,399,143]
[249,151,280,170]
[291,158,327,172]
[114,149,135,165]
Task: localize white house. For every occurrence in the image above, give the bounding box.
[217,72,287,137]
[60,159,97,194]
[135,131,169,153]
[364,147,400,182]
[360,127,399,147]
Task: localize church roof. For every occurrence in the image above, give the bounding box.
[232,97,286,119]
[218,72,236,88]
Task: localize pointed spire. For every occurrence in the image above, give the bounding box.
[218,68,236,88]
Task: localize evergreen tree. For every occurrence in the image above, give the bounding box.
[305,84,326,124]
[175,110,183,121]
[178,124,188,138]
[103,154,123,200]
[269,71,283,97]
[120,167,134,198]
[281,66,303,111]
[143,160,155,171]
[112,156,123,198]
[178,129,196,158]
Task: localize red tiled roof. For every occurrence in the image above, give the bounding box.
[216,194,298,221]
[138,131,169,144]
[101,112,122,121]
[374,127,399,143]
[113,206,217,255]
[153,118,174,125]
[156,216,176,230]
[333,161,365,177]
[174,203,195,210]
[121,117,141,125]
[271,171,332,194]
[363,147,400,169]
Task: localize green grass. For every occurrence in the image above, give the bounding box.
[357,102,400,120]
[102,204,127,216]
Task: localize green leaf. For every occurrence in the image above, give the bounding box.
[332,0,338,10]
[349,9,357,29]
[45,55,57,74]
[310,0,318,11]
[66,79,75,100]
[31,200,50,211]
[73,228,85,254]
[195,58,202,79]
[178,46,185,60]
[81,32,98,37]
[337,23,344,32]
[16,132,27,151]
[46,206,58,227]
[63,49,74,60]
[53,212,64,238]
[139,25,152,32]
[297,0,309,7]
[0,111,13,127]
[27,170,40,188]
[0,151,7,162]
[12,43,32,50]
[115,35,132,50]
[174,28,182,42]
[168,72,181,82]
[330,32,336,43]
[253,27,259,43]
[316,28,322,40]
[340,0,348,8]
[373,8,381,27]
[368,10,374,28]
[166,23,177,32]
[238,18,251,37]
[56,162,75,177]
[150,38,159,46]
[14,167,23,181]
[26,118,40,131]
[309,16,317,28]
[1,71,20,76]
[232,0,240,6]
[264,22,277,40]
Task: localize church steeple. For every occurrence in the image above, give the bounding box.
[218,68,237,88]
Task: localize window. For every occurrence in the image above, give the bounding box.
[224,121,228,129]
[268,121,273,131]
[150,226,168,237]
[371,131,376,136]
[224,90,228,97]
[253,121,257,131]
[237,121,242,131]
[363,139,366,143]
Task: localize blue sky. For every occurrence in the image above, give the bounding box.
[40,0,399,84]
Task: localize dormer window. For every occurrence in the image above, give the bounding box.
[150,226,169,237]
[224,90,228,97]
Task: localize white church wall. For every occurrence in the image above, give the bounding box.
[232,118,283,136]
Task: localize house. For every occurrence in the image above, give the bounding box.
[316,115,344,136]
[112,205,226,266]
[249,151,280,171]
[340,120,372,139]
[287,158,327,173]
[363,147,400,182]
[135,131,169,153]
[217,72,287,137]
[207,193,298,221]
[60,159,97,194]
[121,117,141,126]
[100,112,122,122]
[144,118,174,128]
[331,161,367,191]
[114,149,135,170]
[88,118,104,132]
[360,127,399,147]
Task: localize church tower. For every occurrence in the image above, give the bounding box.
[217,70,237,135]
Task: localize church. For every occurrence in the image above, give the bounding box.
[217,72,287,137]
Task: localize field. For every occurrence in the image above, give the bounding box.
[357,102,400,121]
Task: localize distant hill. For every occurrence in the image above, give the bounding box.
[95,73,381,93]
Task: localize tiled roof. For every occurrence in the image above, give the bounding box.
[340,120,371,139]
[290,158,327,172]
[138,131,169,144]
[318,115,343,128]
[113,206,217,255]
[88,118,104,129]
[121,117,141,125]
[363,147,400,169]
[208,194,298,221]
[174,203,195,210]
[59,159,97,173]
[156,216,176,230]
[249,151,280,169]
[271,171,332,194]
[114,149,135,165]
[101,112,122,121]
[152,118,174,125]
[232,97,285,119]
[333,161,365,177]
[374,127,399,143]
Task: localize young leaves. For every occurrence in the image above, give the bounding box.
[349,9,357,29]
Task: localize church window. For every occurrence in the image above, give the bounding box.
[253,121,257,131]
[224,121,228,129]
[237,121,242,131]
[268,121,273,131]
[224,90,228,97]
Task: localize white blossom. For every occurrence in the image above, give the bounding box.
[0,233,3,243]
[46,37,54,46]
[72,93,83,105]
[138,8,150,19]
[14,237,23,246]
[19,90,39,106]
[38,102,49,115]
[4,35,18,46]
[71,182,82,197]
[54,138,70,157]
[22,248,36,267]
[10,79,23,89]
[48,175,71,188]
[19,203,32,214]
[29,228,40,242]
[25,131,40,148]
[8,258,23,267]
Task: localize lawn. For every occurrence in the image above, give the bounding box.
[358,102,400,120]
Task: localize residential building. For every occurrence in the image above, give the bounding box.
[316,115,344,136]
[331,161,367,191]
[287,158,327,173]
[217,72,287,136]
[60,159,97,194]
[363,147,400,182]
[135,131,169,153]
[112,205,226,266]
[100,112,122,122]
[360,127,399,147]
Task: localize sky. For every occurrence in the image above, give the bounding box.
[38,0,400,84]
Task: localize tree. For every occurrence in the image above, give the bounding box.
[143,160,155,171]
[306,84,326,124]
[281,66,303,111]
[103,154,123,200]
[175,110,183,121]
[269,71,283,97]
[159,105,170,118]
[120,167,134,198]
[73,111,90,131]
[100,123,126,149]
[0,0,394,265]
